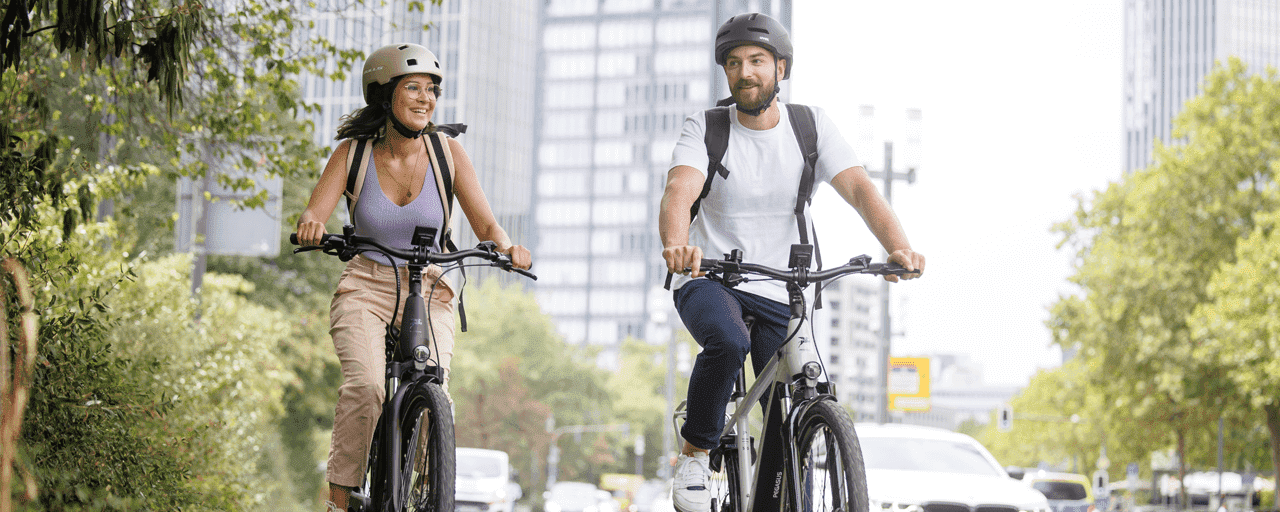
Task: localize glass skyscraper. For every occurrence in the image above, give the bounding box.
[1123,0,1280,172]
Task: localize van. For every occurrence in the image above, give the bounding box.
[456,448,520,512]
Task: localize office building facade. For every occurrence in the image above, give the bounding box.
[817,279,882,421]
[533,0,794,364]
[1123,0,1280,172]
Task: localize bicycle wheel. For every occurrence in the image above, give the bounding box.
[791,400,868,512]
[707,438,745,512]
[399,381,455,512]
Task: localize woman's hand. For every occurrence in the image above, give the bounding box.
[296,218,328,247]
[500,244,532,270]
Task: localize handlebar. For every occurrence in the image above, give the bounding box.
[289,231,537,281]
[701,255,912,283]
[665,249,916,290]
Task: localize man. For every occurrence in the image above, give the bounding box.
[659,13,925,512]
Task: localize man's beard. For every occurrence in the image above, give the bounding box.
[731,79,778,114]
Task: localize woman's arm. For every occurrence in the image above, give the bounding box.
[448,137,532,269]
[296,139,353,246]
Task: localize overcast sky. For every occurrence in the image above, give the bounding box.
[789,1,1126,386]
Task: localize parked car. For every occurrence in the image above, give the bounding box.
[545,481,602,512]
[456,447,519,512]
[1023,470,1095,512]
[856,423,1052,512]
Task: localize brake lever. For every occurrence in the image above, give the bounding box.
[493,254,538,281]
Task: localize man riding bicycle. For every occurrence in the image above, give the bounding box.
[658,13,925,512]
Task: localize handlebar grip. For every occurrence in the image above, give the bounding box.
[290,233,340,246]
[513,268,538,281]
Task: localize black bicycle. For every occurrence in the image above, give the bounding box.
[669,244,913,512]
[292,225,536,512]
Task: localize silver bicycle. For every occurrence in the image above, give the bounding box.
[670,245,913,512]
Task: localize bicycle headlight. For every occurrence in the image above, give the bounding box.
[802,362,822,380]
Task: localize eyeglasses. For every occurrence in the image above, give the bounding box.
[403,82,442,99]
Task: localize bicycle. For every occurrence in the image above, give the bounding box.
[668,244,914,512]
[292,225,536,512]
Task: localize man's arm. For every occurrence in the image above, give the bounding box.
[830,165,925,282]
[659,165,707,277]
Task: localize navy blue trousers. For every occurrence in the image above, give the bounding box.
[674,279,791,450]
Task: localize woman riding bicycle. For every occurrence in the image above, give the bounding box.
[294,42,532,512]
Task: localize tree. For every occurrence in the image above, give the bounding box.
[1051,58,1280,502]
[1190,196,1280,484]
[1,1,371,508]
[448,279,614,494]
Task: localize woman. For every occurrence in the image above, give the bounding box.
[294,43,532,512]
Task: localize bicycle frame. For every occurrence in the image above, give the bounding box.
[720,290,833,512]
[670,246,907,512]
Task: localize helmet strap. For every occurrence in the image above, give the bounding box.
[736,68,780,117]
[383,101,425,140]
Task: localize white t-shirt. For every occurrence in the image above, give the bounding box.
[668,102,862,304]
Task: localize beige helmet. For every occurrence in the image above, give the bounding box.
[361,43,443,104]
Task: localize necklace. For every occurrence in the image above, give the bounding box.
[379,142,424,202]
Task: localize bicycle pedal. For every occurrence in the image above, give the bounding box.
[348,490,371,512]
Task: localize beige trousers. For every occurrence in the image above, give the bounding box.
[326,254,455,488]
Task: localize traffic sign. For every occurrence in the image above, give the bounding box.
[996,404,1013,432]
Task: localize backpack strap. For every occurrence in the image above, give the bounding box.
[343,138,374,221]
[690,106,733,221]
[785,103,825,307]
[786,103,819,245]
[423,130,470,332]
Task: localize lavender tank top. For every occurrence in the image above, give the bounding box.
[353,156,445,266]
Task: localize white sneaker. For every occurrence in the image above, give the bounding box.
[673,452,712,512]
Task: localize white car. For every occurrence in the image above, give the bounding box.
[456,448,519,512]
[856,423,1052,512]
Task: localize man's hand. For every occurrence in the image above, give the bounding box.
[885,249,925,283]
[663,244,706,278]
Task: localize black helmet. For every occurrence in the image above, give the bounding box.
[714,13,793,79]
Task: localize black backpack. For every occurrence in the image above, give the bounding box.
[690,103,825,305]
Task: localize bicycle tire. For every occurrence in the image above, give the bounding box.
[791,399,868,512]
[399,381,455,512]
[707,447,741,512]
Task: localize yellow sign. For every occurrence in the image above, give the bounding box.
[887,357,931,412]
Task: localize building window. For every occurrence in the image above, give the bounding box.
[538,230,589,255]
[602,0,652,14]
[654,50,706,75]
[656,16,710,45]
[597,52,638,77]
[537,200,589,226]
[535,260,590,285]
[537,289,588,316]
[545,82,594,108]
[547,0,597,16]
[544,23,596,50]
[546,54,595,79]
[538,171,590,197]
[595,141,633,166]
[539,142,591,167]
[543,112,592,138]
[589,290,645,315]
[599,20,652,47]
[592,199,647,225]
[592,259,645,285]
